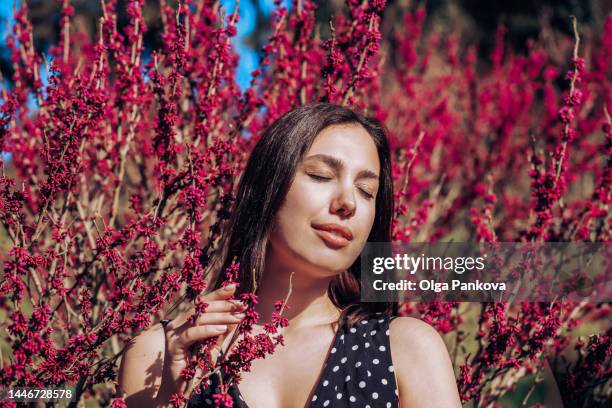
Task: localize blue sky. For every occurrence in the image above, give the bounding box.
[0,0,10,161]
[222,0,292,89]
[0,2,12,25]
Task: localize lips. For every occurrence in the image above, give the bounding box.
[312,223,354,248]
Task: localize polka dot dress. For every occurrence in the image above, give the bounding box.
[189,313,400,407]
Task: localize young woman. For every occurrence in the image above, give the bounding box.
[118,103,462,407]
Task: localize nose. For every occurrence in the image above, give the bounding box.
[330,181,356,217]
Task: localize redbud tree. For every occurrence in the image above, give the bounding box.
[0,1,610,407]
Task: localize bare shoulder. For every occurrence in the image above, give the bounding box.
[118,323,166,404]
[388,317,450,369]
[389,317,462,408]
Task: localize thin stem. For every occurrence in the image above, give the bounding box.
[553,16,580,184]
[342,12,376,105]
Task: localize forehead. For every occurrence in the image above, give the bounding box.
[305,124,380,172]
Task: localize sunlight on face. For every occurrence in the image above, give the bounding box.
[268,123,380,278]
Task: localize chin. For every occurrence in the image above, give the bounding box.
[272,237,359,276]
[305,253,356,276]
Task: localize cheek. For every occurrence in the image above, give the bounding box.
[274,180,324,234]
[283,177,329,215]
[356,205,377,243]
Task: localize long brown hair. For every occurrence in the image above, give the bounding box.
[207,103,398,327]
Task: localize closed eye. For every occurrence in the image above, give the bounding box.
[308,172,375,199]
[308,174,332,181]
[358,188,374,199]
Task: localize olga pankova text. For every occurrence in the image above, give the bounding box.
[372,279,507,292]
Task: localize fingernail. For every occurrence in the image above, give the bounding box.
[213,325,227,332]
[232,312,246,319]
[224,283,236,291]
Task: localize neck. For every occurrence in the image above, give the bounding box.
[253,256,342,331]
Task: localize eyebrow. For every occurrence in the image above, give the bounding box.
[303,154,379,180]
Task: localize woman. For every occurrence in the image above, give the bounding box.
[118,103,462,407]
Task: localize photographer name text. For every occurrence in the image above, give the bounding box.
[372,279,507,292]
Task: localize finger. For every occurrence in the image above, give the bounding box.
[179,324,228,348]
[193,365,206,389]
[196,311,246,325]
[209,337,225,366]
[209,324,239,366]
[201,283,239,302]
[169,300,246,331]
[200,300,247,313]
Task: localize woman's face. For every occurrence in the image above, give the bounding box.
[268,123,380,278]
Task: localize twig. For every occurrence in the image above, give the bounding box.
[520,370,545,407]
[399,130,426,197]
[109,105,139,228]
[202,0,240,146]
[553,16,580,184]
[341,12,376,105]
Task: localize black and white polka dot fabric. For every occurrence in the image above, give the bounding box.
[189,313,400,407]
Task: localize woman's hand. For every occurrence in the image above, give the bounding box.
[155,283,247,406]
